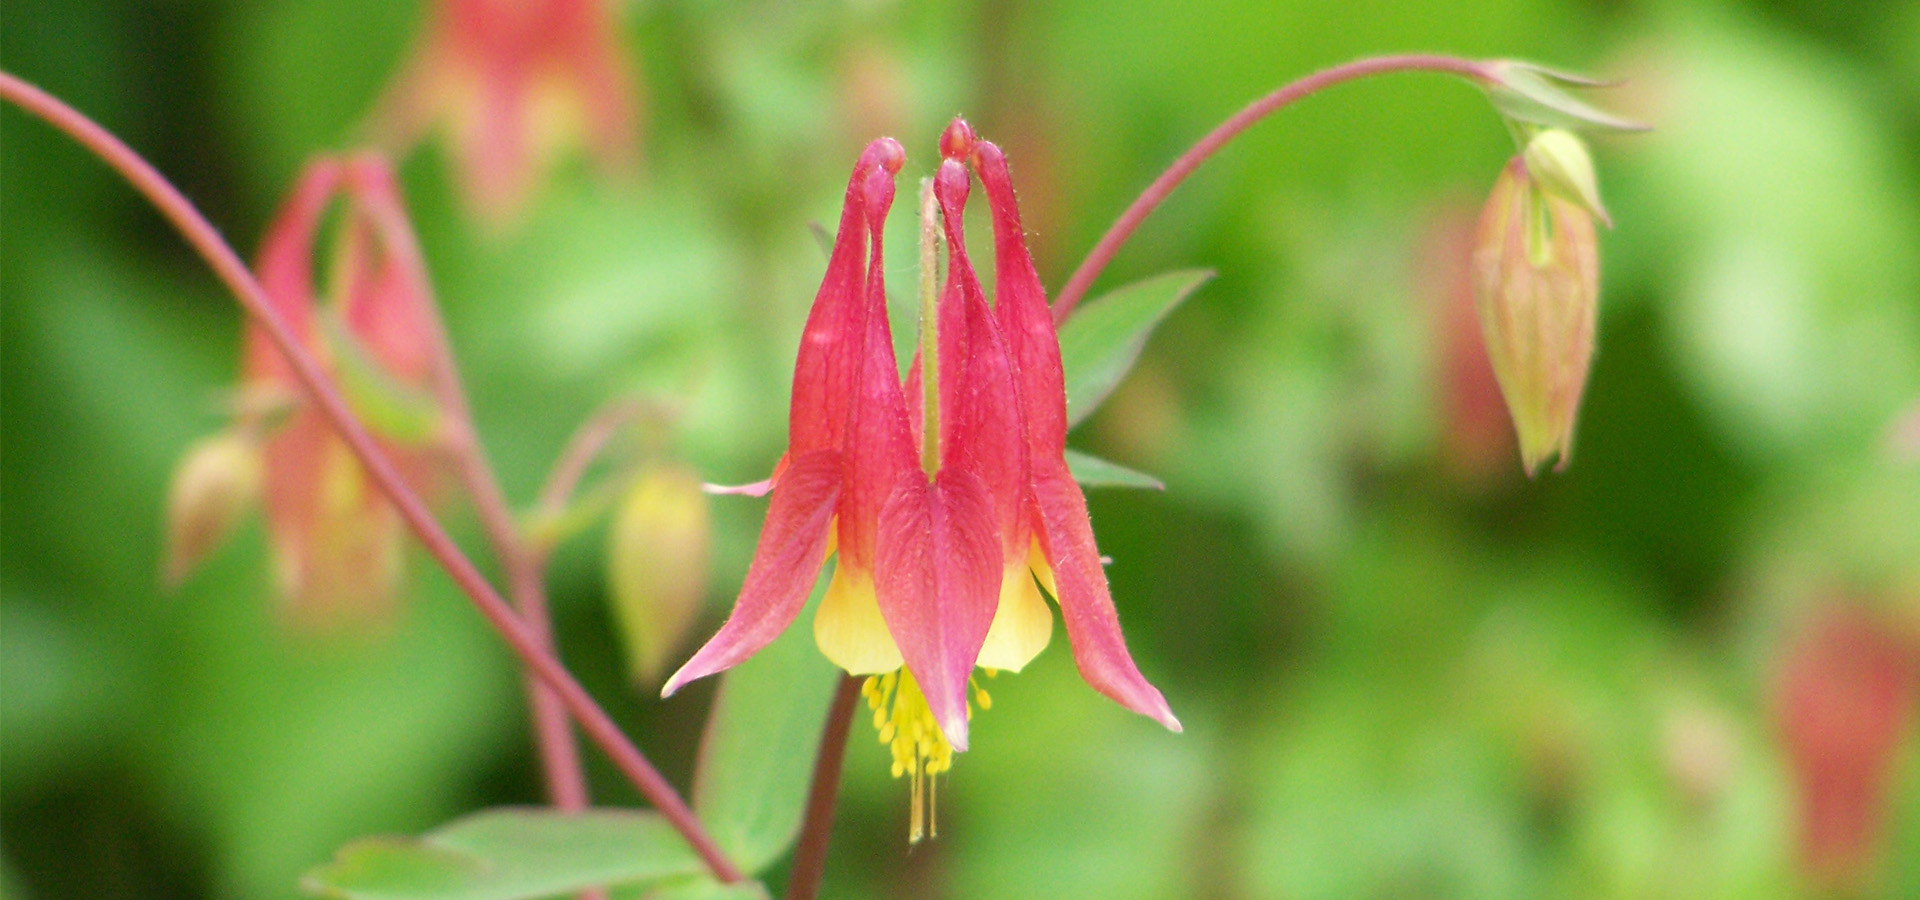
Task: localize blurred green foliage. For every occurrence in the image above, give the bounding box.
[4,0,1919,898]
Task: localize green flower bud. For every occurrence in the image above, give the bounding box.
[607,462,713,687]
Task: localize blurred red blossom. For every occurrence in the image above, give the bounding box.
[1772,602,1920,890]
[371,0,642,224]
[168,154,453,626]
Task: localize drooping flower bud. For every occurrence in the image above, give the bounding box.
[163,430,263,588]
[607,462,713,688]
[1472,153,1600,475]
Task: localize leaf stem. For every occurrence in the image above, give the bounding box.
[784,675,863,900]
[0,70,744,885]
[1052,53,1489,322]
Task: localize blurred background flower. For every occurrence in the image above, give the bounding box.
[3,0,1917,898]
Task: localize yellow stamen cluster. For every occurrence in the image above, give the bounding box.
[862,668,995,842]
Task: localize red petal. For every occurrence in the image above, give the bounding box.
[1031,460,1180,731]
[338,157,443,387]
[790,139,905,459]
[976,141,1176,728]
[836,158,917,572]
[875,468,1001,750]
[933,159,1031,558]
[245,161,342,387]
[785,149,875,457]
[661,450,841,696]
[976,142,1070,457]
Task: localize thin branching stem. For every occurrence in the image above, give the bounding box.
[347,159,592,814]
[535,397,649,520]
[1052,53,1488,321]
[0,70,744,885]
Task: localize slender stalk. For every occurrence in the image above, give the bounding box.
[459,433,594,809]
[784,676,863,900]
[345,159,591,813]
[1051,54,1489,322]
[534,397,647,519]
[0,71,744,885]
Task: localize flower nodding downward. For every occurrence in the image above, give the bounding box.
[668,125,1179,842]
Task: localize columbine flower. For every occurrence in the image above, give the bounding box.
[167,155,449,625]
[371,0,641,224]
[1472,129,1603,475]
[664,122,1178,840]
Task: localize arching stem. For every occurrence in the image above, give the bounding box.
[1052,54,1489,322]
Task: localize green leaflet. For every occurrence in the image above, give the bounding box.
[1065,448,1166,491]
[301,809,705,900]
[1059,270,1212,428]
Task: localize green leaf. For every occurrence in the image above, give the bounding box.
[1064,449,1165,491]
[1059,270,1212,428]
[616,877,773,900]
[691,584,840,874]
[301,809,706,900]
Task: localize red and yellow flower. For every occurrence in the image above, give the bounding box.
[663,121,1178,839]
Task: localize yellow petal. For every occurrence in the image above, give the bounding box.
[976,563,1053,672]
[814,563,903,674]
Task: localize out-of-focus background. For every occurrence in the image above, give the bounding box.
[5,0,1919,897]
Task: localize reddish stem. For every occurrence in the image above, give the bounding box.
[0,71,743,885]
[535,397,648,519]
[346,158,592,814]
[784,676,863,900]
[1051,54,1489,322]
